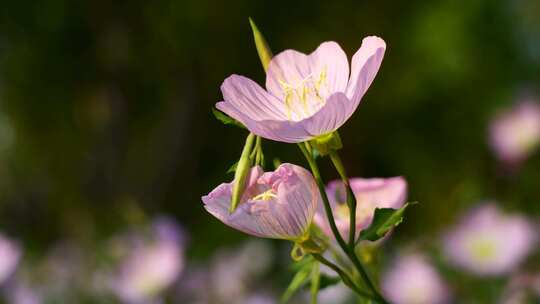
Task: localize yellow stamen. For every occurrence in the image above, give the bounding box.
[252,189,277,201]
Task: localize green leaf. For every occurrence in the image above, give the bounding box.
[212,108,245,129]
[226,161,238,174]
[358,202,417,242]
[310,263,320,304]
[248,18,273,71]
[281,258,315,303]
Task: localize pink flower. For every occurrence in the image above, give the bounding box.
[0,233,21,286]
[202,164,319,240]
[489,100,540,164]
[111,218,185,303]
[314,177,407,240]
[382,254,450,304]
[216,37,386,143]
[443,204,537,276]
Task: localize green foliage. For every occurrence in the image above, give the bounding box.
[226,161,238,174]
[358,202,417,242]
[212,108,245,129]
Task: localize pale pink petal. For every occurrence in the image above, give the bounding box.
[219,92,351,143]
[216,101,313,143]
[202,164,318,240]
[308,42,349,95]
[221,75,287,121]
[349,176,408,210]
[314,176,407,240]
[266,42,349,100]
[346,36,386,112]
[299,92,351,137]
[265,50,311,100]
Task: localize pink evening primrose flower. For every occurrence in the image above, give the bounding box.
[382,254,450,304]
[489,100,540,164]
[216,37,386,143]
[111,218,185,303]
[443,204,537,276]
[0,233,21,286]
[314,177,407,240]
[202,163,319,240]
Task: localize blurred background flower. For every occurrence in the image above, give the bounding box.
[489,99,540,166]
[0,233,21,286]
[108,217,185,303]
[443,203,537,276]
[382,253,450,304]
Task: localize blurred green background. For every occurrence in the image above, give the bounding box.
[0,0,538,301]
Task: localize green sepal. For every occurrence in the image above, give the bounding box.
[357,202,417,243]
[212,108,245,129]
[230,133,256,212]
[309,132,342,156]
[249,17,273,71]
[319,274,341,290]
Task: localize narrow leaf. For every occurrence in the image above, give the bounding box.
[358,202,417,242]
[226,161,238,174]
[212,108,245,129]
[249,18,273,71]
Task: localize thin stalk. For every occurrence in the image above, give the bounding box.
[311,254,374,300]
[298,143,348,251]
[328,150,387,304]
[328,150,357,246]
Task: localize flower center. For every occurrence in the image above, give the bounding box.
[469,238,497,261]
[252,189,277,201]
[278,67,328,121]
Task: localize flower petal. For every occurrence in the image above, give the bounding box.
[217,101,313,143]
[308,41,349,95]
[221,74,287,121]
[266,41,349,99]
[202,164,318,240]
[299,92,351,137]
[314,176,407,240]
[345,36,386,112]
[349,176,407,210]
[265,49,311,100]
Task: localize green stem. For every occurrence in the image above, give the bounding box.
[328,150,357,246]
[298,143,348,251]
[311,254,374,300]
[299,144,388,304]
[346,247,388,304]
[328,150,387,304]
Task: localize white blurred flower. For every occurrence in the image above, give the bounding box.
[382,254,450,304]
[443,204,537,276]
